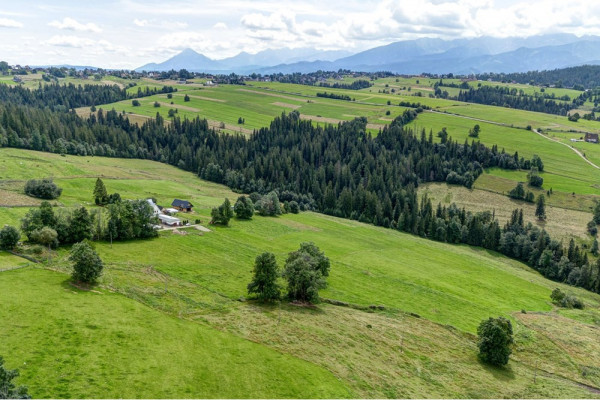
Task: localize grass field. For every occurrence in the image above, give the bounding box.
[2,148,600,397]
[0,267,351,398]
[419,183,592,242]
[3,68,600,397]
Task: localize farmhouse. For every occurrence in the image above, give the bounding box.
[172,199,193,212]
[585,133,599,143]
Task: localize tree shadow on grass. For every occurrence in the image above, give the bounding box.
[60,278,102,294]
[478,358,516,382]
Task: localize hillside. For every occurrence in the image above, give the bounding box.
[1,148,600,397]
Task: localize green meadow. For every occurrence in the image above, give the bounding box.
[2,148,600,397]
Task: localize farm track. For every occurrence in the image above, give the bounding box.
[427,110,600,170]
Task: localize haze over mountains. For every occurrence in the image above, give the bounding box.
[136,34,600,75]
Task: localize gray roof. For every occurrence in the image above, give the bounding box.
[172,199,193,208]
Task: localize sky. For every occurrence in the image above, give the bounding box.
[1,0,600,69]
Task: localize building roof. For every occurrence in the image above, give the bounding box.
[158,214,181,223]
[172,199,193,208]
[585,133,599,139]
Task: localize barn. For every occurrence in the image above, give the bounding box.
[584,133,599,143]
[171,199,194,212]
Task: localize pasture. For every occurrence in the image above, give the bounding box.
[2,148,600,397]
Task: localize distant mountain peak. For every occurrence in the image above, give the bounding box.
[135,34,600,75]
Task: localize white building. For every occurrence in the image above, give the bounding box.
[158,214,181,226]
[147,199,182,226]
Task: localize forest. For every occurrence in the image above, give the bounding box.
[0,82,175,111]
[0,82,598,293]
[477,65,600,89]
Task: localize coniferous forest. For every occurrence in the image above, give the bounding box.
[0,83,598,293]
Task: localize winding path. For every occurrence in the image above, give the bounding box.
[531,128,600,170]
[426,110,600,170]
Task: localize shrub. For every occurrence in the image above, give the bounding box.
[551,288,584,309]
[153,101,160,108]
[288,200,300,214]
[184,94,190,102]
[0,225,20,250]
[477,317,513,366]
[24,179,62,200]
[131,99,140,106]
[30,226,58,249]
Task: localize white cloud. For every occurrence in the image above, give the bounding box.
[241,12,294,31]
[133,18,148,27]
[45,35,95,48]
[0,17,22,28]
[48,17,102,33]
[214,22,228,29]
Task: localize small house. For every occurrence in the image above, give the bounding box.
[171,199,193,212]
[584,133,599,143]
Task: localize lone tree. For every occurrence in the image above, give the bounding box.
[535,194,546,221]
[184,94,190,102]
[283,242,330,303]
[93,178,108,206]
[0,226,20,250]
[234,196,254,219]
[247,252,280,301]
[477,317,513,366]
[210,198,234,226]
[0,356,30,399]
[70,240,103,284]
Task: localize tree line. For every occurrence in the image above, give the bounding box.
[455,86,573,115]
[477,65,600,90]
[0,82,175,112]
[318,79,372,90]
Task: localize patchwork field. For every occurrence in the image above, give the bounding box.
[2,148,600,398]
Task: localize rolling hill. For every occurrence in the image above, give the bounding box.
[1,148,600,398]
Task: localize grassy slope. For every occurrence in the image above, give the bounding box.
[0,268,351,399]
[2,149,600,397]
[419,182,592,242]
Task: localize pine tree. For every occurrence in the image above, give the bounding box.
[535,194,546,221]
[93,178,108,205]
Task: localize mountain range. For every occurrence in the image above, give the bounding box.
[136,34,600,75]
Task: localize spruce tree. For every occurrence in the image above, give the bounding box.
[535,194,546,221]
[93,178,108,205]
[247,252,280,301]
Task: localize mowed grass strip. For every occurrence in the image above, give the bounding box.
[0,268,352,399]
